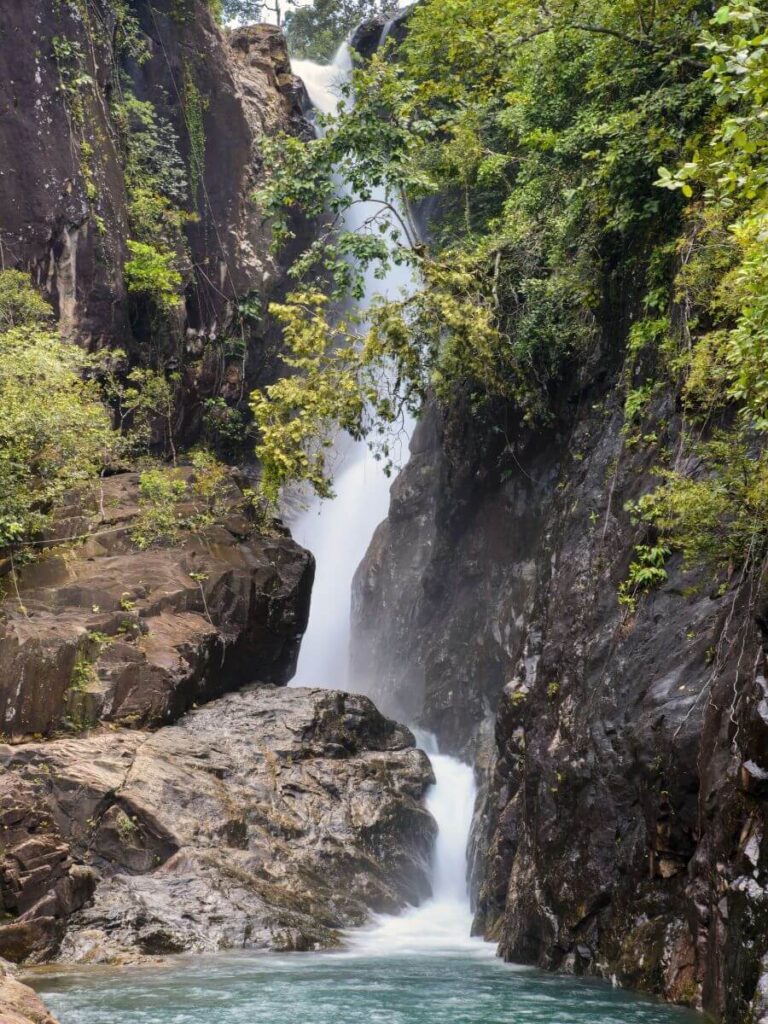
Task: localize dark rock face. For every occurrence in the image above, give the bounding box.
[352,402,553,754]
[352,391,768,1022]
[0,471,313,738]
[0,687,435,963]
[0,1,130,341]
[0,2,308,398]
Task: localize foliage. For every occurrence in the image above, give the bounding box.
[618,543,671,610]
[112,91,190,319]
[619,3,768,587]
[112,92,190,248]
[70,651,99,692]
[654,2,768,428]
[124,241,183,315]
[253,0,713,498]
[630,436,768,574]
[0,271,53,331]
[284,0,399,62]
[0,317,116,547]
[203,397,252,454]
[217,0,282,24]
[252,292,366,499]
[131,451,233,548]
[131,467,188,549]
[181,61,207,206]
[189,447,230,512]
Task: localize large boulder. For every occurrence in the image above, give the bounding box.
[0,687,435,962]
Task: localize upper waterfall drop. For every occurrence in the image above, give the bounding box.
[288,43,414,692]
[291,44,352,118]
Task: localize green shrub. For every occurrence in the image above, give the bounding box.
[0,322,116,546]
[132,467,188,549]
[631,438,768,575]
[618,544,671,611]
[0,270,53,331]
[124,241,183,314]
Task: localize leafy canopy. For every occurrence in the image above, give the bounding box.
[253,0,713,497]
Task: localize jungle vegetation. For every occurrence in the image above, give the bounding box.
[251,0,768,588]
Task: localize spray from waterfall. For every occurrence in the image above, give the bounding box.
[287,41,489,954]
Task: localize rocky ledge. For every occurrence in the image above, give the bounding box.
[0,470,313,738]
[0,965,58,1024]
[0,686,435,964]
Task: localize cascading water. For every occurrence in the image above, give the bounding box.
[289,44,411,693]
[287,44,484,954]
[349,732,488,957]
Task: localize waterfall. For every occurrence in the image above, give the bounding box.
[346,732,489,956]
[289,42,412,691]
[287,44,488,955]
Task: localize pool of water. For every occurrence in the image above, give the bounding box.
[31,949,704,1024]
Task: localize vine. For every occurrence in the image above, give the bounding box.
[182,59,207,208]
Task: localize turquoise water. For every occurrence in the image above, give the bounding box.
[32,950,704,1024]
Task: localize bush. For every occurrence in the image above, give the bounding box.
[0,270,53,331]
[0,323,116,546]
[131,467,189,549]
[124,241,183,315]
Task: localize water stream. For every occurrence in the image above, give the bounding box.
[290,42,413,694]
[30,41,705,1024]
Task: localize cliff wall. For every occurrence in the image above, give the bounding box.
[0,0,309,420]
[353,377,768,1022]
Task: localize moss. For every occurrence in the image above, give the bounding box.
[182,59,207,207]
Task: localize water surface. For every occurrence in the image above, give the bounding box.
[32,950,704,1024]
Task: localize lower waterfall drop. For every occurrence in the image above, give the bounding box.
[348,732,491,957]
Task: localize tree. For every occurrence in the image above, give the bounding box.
[284,0,399,61]
[219,0,284,25]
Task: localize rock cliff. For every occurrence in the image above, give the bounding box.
[0,0,309,420]
[353,385,768,1022]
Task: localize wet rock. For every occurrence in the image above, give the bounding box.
[0,687,435,963]
[741,761,768,798]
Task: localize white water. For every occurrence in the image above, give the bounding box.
[287,46,487,956]
[348,734,489,958]
[289,44,413,692]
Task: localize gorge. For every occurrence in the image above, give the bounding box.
[0,2,766,1023]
